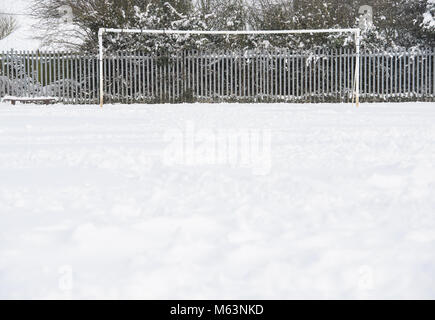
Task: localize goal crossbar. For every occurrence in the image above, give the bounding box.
[98,28,361,107]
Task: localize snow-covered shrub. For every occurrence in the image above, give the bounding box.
[31,0,435,53]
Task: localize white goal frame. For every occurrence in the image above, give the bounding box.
[98,28,361,107]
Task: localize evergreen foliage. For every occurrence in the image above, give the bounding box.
[32,0,435,52]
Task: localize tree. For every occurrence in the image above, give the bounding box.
[32,0,197,51]
[361,0,435,49]
[196,0,252,49]
[249,0,295,30]
[422,0,435,32]
[0,15,18,40]
[250,0,434,50]
[245,0,359,50]
[31,0,435,52]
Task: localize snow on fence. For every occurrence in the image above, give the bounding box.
[0,48,434,104]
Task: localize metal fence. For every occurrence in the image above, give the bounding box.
[0,48,434,104]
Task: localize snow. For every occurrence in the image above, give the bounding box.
[1,96,59,102]
[423,0,435,29]
[0,102,435,299]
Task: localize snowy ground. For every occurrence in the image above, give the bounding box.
[0,102,435,299]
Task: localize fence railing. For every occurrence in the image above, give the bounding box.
[0,48,434,104]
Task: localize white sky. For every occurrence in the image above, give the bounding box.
[0,0,41,51]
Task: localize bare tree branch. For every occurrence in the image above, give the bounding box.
[0,15,18,40]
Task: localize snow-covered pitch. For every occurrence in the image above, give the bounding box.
[1,102,435,299]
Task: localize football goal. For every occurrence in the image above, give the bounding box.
[98,28,361,107]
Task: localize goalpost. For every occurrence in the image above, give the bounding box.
[98,28,361,107]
